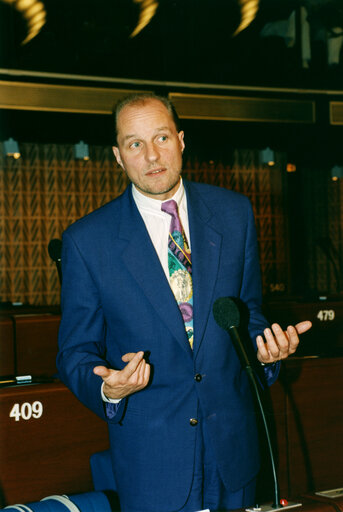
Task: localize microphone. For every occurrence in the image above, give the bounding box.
[213,297,301,511]
[212,297,252,370]
[48,238,62,284]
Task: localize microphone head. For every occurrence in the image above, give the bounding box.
[48,238,62,262]
[213,297,240,330]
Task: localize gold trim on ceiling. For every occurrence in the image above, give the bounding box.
[330,102,343,125]
[169,92,316,124]
[0,81,149,114]
[0,81,317,124]
[2,68,343,97]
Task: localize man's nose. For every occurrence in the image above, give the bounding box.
[145,143,159,162]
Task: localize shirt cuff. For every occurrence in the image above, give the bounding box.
[101,381,122,404]
[261,360,281,386]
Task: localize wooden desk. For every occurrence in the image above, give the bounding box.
[0,381,109,507]
[302,492,343,512]
[0,317,15,376]
[261,358,343,501]
[13,314,61,376]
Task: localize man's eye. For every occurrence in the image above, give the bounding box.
[129,141,140,149]
[158,135,168,143]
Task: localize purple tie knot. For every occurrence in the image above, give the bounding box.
[161,200,182,233]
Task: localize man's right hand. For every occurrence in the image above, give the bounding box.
[93,351,150,400]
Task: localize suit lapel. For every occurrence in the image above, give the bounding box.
[185,182,222,358]
[118,187,192,356]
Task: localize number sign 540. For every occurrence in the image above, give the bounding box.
[9,401,43,422]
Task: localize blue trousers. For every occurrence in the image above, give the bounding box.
[178,416,256,512]
[96,414,257,512]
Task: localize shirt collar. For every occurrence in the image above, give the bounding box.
[132,178,185,214]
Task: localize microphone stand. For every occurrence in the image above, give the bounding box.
[228,326,301,512]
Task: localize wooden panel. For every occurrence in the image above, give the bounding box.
[302,492,343,512]
[285,358,343,497]
[0,81,149,114]
[14,314,61,376]
[0,381,109,506]
[0,316,15,376]
[1,143,129,306]
[257,358,343,502]
[330,102,343,125]
[299,496,341,512]
[169,92,315,123]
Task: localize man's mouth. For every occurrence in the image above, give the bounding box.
[146,167,166,175]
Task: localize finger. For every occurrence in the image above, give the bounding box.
[122,352,138,363]
[93,365,112,379]
[295,320,312,334]
[132,360,147,390]
[263,327,281,359]
[122,351,145,377]
[285,325,300,353]
[256,335,271,362]
[137,358,147,382]
[136,360,150,389]
[143,361,150,384]
[271,323,290,354]
[121,359,146,392]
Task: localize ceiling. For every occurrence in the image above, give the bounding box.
[1,0,343,90]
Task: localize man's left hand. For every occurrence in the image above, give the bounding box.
[256,321,312,364]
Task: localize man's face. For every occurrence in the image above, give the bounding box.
[113,99,185,200]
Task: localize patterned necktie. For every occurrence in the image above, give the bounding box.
[161,200,194,349]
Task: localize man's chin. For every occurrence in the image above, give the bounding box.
[136,178,181,199]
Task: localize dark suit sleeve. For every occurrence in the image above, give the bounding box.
[240,198,280,385]
[56,230,125,422]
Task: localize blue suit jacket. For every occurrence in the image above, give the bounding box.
[57,180,278,512]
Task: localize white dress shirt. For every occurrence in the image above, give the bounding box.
[131,178,190,280]
[102,178,190,403]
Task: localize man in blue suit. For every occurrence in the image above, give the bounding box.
[57,93,311,512]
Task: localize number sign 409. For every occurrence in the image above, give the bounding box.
[9,401,43,422]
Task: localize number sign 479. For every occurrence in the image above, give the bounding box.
[317,310,335,322]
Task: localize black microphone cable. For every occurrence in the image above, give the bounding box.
[213,296,280,509]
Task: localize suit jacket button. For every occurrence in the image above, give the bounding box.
[190,418,198,426]
[194,373,202,382]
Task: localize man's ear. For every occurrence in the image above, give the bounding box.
[178,131,185,153]
[112,146,124,169]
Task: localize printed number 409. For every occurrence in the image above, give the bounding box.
[9,401,43,421]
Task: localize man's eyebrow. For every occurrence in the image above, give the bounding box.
[121,126,172,142]
[155,126,173,135]
[155,126,171,132]
[122,134,138,142]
